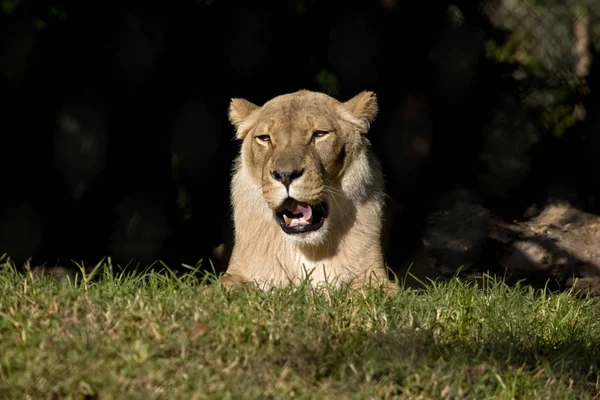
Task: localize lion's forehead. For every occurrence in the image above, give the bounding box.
[256,108,338,133]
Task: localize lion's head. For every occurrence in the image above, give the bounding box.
[228,90,379,246]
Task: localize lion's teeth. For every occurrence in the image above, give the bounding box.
[307,215,313,223]
[283,214,291,226]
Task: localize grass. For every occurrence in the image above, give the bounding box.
[1,257,600,399]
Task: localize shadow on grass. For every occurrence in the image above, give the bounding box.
[272,326,600,397]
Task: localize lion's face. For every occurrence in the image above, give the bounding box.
[229,90,378,244]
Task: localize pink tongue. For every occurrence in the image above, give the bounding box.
[287,202,313,227]
[293,202,313,220]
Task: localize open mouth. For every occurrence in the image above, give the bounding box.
[275,198,328,234]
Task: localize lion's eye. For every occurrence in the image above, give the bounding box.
[256,135,271,143]
[312,131,329,141]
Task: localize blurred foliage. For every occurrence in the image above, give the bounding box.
[2,1,66,26]
[2,0,597,152]
[48,5,65,20]
[314,69,339,97]
[477,0,598,137]
[1,0,22,14]
[485,39,518,65]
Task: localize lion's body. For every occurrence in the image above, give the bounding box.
[222,90,395,291]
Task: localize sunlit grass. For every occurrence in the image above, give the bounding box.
[1,255,599,399]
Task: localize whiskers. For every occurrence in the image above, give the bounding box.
[323,183,345,197]
[314,202,327,215]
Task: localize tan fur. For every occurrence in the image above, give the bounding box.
[222,90,396,291]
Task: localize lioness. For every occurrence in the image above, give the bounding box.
[221,90,397,291]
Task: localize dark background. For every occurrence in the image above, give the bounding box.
[1,0,599,273]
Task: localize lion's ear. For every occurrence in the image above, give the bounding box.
[343,91,378,133]
[229,98,260,139]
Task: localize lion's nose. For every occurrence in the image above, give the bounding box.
[270,168,305,189]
